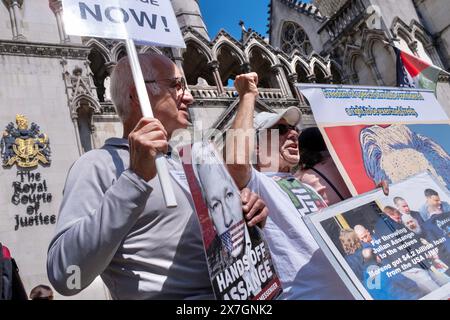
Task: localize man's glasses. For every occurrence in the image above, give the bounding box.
[144,77,187,95]
[271,124,299,135]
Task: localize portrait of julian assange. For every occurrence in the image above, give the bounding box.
[191,142,280,300]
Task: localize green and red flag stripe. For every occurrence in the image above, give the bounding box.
[395,47,444,91]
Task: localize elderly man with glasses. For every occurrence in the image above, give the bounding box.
[46,53,269,300]
[225,73,353,300]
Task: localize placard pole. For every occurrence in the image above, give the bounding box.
[125,38,177,208]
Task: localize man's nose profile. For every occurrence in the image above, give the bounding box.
[223,206,234,229]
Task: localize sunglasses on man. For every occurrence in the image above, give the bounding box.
[270,123,299,135]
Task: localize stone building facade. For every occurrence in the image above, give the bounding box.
[268,0,450,108]
[0,0,449,299]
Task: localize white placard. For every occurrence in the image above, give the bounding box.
[295,83,450,196]
[297,84,448,125]
[62,0,185,48]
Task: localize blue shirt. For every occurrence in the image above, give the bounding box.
[419,201,450,221]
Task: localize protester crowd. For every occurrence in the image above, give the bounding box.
[3,53,448,300]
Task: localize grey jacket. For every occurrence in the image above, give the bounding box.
[47,138,214,299]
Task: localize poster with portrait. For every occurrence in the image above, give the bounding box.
[296,84,450,195]
[305,171,450,300]
[182,142,282,300]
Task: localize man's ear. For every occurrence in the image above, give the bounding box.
[129,85,142,114]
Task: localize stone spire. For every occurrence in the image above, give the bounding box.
[170,0,210,40]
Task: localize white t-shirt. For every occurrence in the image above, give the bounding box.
[247,168,352,300]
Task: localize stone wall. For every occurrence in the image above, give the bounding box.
[414,0,450,69]
[0,52,110,299]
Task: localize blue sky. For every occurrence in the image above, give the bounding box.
[198,0,270,40]
[199,0,312,40]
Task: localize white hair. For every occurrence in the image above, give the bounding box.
[401,214,422,234]
[401,213,414,224]
[353,224,367,236]
[110,54,161,122]
[360,124,450,189]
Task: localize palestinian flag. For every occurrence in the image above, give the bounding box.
[395,47,443,91]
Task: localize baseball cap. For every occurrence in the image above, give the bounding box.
[254,106,302,130]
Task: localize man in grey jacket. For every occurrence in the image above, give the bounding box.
[46,53,268,299]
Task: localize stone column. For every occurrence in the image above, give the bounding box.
[288,73,305,103]
[49,0,70,43]
[12,0,24,40]
[7,3,18,39]
[103,62,117,102]
[71,114,83,156]
[90,119,96,150]
[208,60,225,95]
[3,0,25,40]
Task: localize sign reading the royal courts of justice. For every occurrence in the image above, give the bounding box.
[1,115,55,231]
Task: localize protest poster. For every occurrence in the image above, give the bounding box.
[297,84,450,195]
[61,0,185,47]
[305,171,450,300]
[61,0,186,207]
[182,142,282,300]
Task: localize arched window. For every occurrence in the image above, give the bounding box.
[116,47,127,62]
[313,64,328,84]
[353,55,377,85]
[248,46,279,89]
[295,62,309,83]
[281,22,313,56]
[371,40,396,86]
[76,103,94,153]
[183,41,214,86]
[217,44,244,86]
[88,48,108,102]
